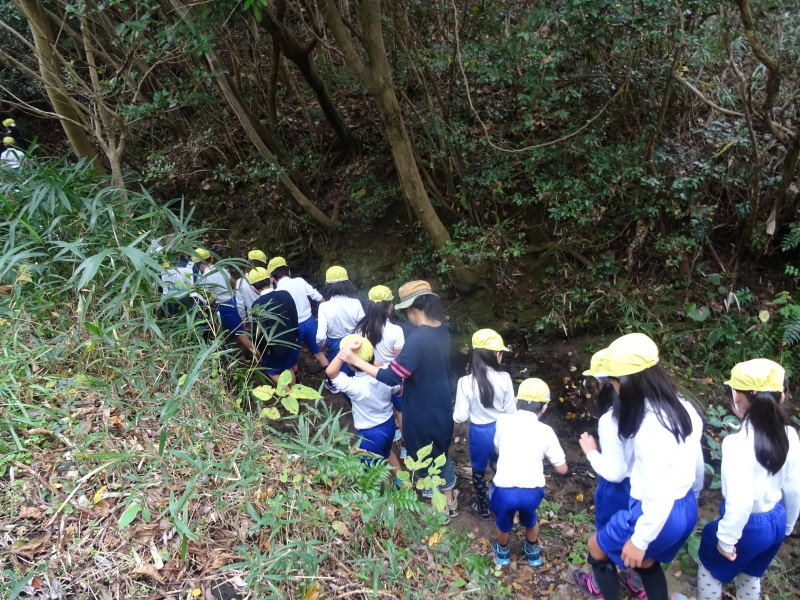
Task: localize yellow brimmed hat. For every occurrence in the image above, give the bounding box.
[368,285,394,302]
[472,328,510,352]
[3,119,14,127]
[247,267,270,285]
[395,280,436,310]
[326,265,349,283]
[340,334,374,362]
[602,333,659,377]
[3,136,14,145]
[266,256,287,274]
[248,249,267,263]
[518,378,550,403]
[725,359,784,392]
[191,248,211,262]
[583,348,610,377]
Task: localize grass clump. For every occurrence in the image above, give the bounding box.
[0,162,504,599]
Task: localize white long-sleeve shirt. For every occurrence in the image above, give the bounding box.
[276,276,322,322]
[493,411,566,489]
[197,267,233,304]
[586,410,635,483]
[453,370,516,425]
[717,423,800,553]
[236,278,261,320]
[316,296,364,344]
[629,397,705,551]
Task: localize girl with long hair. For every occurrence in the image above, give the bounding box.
[583,333,704,600]
[696,359,800,600]
[316,266,364,370]
[453,329,516,519]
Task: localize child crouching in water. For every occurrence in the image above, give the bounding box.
[326,334,402,472]
[492,378,568,567]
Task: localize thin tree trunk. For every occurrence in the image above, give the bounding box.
[15,0,107,174]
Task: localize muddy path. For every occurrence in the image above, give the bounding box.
[294,335,800,600]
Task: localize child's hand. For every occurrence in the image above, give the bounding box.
[338,347,355,362]
[578,432,598,455]
[717,544,737,561]
[621,539,645,568]
[347,340,362,350]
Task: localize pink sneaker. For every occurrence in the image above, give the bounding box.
[619,570,647,599]
[573,571,603,599]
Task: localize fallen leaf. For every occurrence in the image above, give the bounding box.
[428,532,441,547]
[191,588,202,597]
[93,485,107,504]
[9,534,51,559]
[26,428,53,436]
[302,581,321,600]
[18,506,44,520]
[330,520,349,537]
[131,564,163,581]
[575,493,584,502]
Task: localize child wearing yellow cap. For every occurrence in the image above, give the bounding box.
[453,329,516,520]
[326,335,403,471]
[583,334,704,600]
[1,136,24,171]
[235,250,268,324]
[574,349,644,599]
[490,378,568,567]
[267,256,328,369]
[696,359,799,600]
[316,266,364,371]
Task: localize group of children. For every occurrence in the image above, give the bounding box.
[158,254,799,600]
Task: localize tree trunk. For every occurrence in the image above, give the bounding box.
[15,0,107,174]
[321,0,479,292]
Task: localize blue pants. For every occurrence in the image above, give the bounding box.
[298,317,322,354]
[597,489,697,568]
[357,416,396,460]
[217,301,245,335]
[595,477,632,530]
[468,422,498,472]
[698,501,786,584]
[490,486,545,532]
[260,347,300,376]
[326,336,353,375]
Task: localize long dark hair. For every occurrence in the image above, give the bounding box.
[736,390,790,475]
[595,378,618,415]
[404,293,443,321]
[468,348,501,408]
[614,364,693,442]
[322,280,357,300]
[355,300,391,347]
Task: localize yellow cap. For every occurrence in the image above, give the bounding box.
[248,249,267,263]
[725,358,784,392]
[340,334,374,362]
[266,256,287,274]
[247,267,270,285]
[518,378,550,403]
[601,333,659,377]
[368,285,394,302]
[583,348,610,377]
[3,136,14,145]
[191,248,211,262]
[3,119,14,127]
[326,265,349,283]
[472,328,509,352]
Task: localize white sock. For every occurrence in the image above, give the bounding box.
[735,573,761,600]
[697,563,723,600]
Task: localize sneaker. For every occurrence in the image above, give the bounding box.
[399,447,407,460]
[522,539,543,567]
[492,539,511,566]
[573,570,603,599]
[619,569,646,599]
[470,495,491,520]
[446,489,459,515]
[393,428,402,442]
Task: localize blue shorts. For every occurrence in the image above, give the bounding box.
[217,302,245,335]
[260,347,300,376]
[468,422,498,473]
[698,501,786,584]
[326,336,353,375]
[357,416,396,460]
[597,489,697,567]
[490,485,545,532]
[391,393,403,411]
[595,477,632,530]
[298,317,322,354]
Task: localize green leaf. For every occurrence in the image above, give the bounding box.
[416,443,433,460]
[432,453,447,469]
[118,503,141,530]
[177,374,187,386]
[280,396,299,415]
[685,303,710,322]
[290,384,321,400]
[260,407,281,420]
[277,370,292,388]
[431,489,446,512]
[252,385,276,401]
